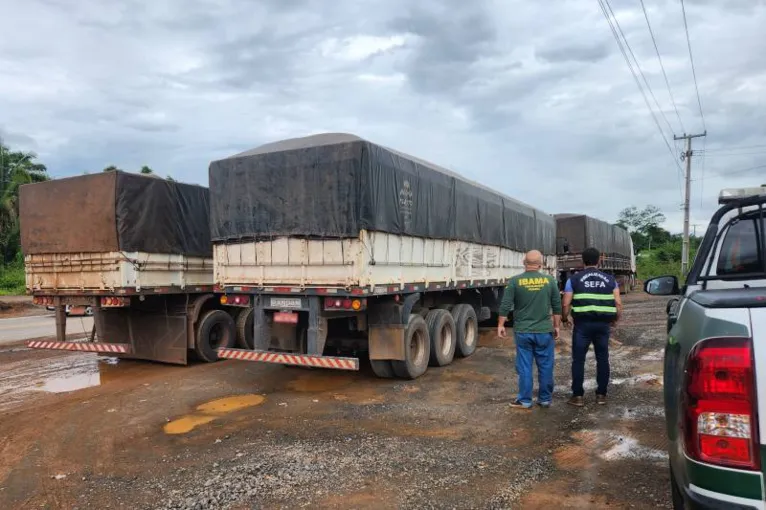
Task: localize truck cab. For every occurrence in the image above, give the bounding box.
[645,186,766,509]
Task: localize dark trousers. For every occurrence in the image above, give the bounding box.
[571,320,611,396]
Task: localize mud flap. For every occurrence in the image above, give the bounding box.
[97,308,188,364]
[368,325,406,361]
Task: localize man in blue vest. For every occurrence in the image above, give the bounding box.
[561,247,622,407]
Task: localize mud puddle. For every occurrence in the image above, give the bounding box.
[164,394,266,434]
[0,352,122,411]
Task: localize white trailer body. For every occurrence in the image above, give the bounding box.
[26,252,213,293]
[210,133,559,379]
[214,231,556,290]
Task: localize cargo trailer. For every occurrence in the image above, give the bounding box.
[211,133,557,379]
[554,213,636,293]
[20,171,237,364]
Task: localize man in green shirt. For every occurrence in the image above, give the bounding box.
[497,250,562,409]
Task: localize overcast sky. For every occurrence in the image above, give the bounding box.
[2,0,765,233]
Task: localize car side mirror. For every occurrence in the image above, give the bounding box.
[644,275,680,296]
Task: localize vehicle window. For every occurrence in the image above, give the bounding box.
[716,218,763,275]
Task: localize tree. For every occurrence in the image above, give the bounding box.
[617,205,666,233]
[103,165,120,172]
[617,205,669,252]
[140,165,154,175]
[166,175,175,181]
[0,141,49,263]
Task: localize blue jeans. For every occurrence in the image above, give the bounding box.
[514,332,555,406]
[571,321,611,397]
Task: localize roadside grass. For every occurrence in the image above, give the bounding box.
[0,261,25,295]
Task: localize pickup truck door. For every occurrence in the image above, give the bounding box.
[750,308,766,445]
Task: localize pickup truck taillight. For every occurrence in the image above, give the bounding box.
[683,337,760,470]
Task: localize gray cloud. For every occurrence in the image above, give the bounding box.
[536,42,611,64]
[1,0,765,233]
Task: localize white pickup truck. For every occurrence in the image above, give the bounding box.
[645,186,766,509]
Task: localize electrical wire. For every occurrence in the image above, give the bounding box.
[700,144,766,153]
[714,163,766,177]
[596,0,685,198]
[697,151,766,158]
[680,0,706,131]
[603,0,676,137]
[698,134,706,214]
[639,0,685,133]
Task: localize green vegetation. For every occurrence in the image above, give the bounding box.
[635,238,701,281]
[1,141,50,263]
[1,141,49,294]
[617,205,701,281]
[0,253,25,295]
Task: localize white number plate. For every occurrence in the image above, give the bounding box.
[270,297,302,309]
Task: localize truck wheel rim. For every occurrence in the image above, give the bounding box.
[209,324,225,349]
[411,329,426,366]
[464,319,477,347]
[441,325,453,357]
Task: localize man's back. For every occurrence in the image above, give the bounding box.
[501,270,561,333]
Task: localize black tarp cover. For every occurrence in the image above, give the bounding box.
[209,133,556,255]
[554,214,632,259]
[21,171,211,257]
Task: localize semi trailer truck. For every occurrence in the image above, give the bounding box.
[210,133,558,379]
[20,171,236,364]
[554,213,636,293]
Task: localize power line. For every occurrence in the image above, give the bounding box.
[639,0,685,133]
[699,133,706,214]
[596,0,685,197]
[680,0,706,131]
[697,151,766,158]
[701,144,766,153]
[715,163,766,177]
[603,0,676,137]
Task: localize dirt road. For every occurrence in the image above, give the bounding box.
[0,293,671,509]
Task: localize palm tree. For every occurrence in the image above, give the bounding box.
[0,142,49,263]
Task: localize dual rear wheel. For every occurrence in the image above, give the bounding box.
[372,304,479,379]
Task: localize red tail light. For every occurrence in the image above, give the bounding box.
[324,298,366,311]
[683,337,760,470]
[101,297,127,307]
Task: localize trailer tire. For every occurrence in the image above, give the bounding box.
[235,308,254,350]
[370,360,396,378]
[392,314,430,380]
[195,310,236,363]
[426,309,456,367]
[453,304,478,358]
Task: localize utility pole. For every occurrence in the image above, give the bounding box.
[674,131,707,275]
[691,223,700,238]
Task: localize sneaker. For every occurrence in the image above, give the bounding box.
[537,401,552,408]
[509,399,533,410]
[596,394,607,405]
[567,396,585,407]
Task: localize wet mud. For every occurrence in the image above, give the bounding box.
[0,293,672,509]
